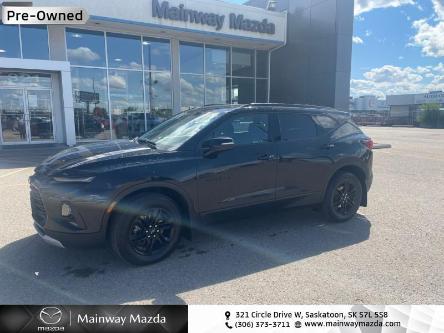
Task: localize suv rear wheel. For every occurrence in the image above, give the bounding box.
[323,172,363,223]
[110,193,182,265]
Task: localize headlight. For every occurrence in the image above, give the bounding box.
[53,176,95,183]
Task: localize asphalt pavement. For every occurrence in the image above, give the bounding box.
[0,127,443,304]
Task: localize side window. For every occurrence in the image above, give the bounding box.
[278,113,317,141]
[313,115,338,135]
[331,122,362,140]
[208,113,270,145]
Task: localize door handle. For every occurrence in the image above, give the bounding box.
[257,154,276,161]
[322,143,335,150]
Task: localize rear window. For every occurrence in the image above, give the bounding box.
[331,122,362,140]
[278,113,317,141]
[312,115,338,135]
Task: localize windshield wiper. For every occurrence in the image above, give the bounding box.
[137,138,157,149]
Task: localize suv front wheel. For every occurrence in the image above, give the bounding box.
[110,193,182,265]
[323,172,363,223]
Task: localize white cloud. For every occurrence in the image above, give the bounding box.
[354,0,415,16]
[67,47,100,63]
[431,0,444,19]
[108,74,127,89]
[351,64,444,98]
[410,0,444,57]
[411,19,444,57]
[353,36,364,44]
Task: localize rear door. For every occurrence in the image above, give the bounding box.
[197,111,278,212]
[275,112,334,202]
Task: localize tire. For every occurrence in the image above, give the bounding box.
[110,193,182,265]
[322,172,363,223]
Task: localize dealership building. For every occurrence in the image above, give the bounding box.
[0,0,353,147]
[387,91,444,125]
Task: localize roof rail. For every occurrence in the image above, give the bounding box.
[246,103,335,109]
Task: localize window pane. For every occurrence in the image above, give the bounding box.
[256,79,268,103]
[109,70,145,139]
[143,37,171,71]
[232,48,255,77]
[0,72,51,89]
[180,42,203,74]
[232,78,254,104]
[279,113,317,141]
[0,24,20,58]
[205,45,230,76]
[331,122,362,140]
[21,25,49,60]
[107,33,142,70]
[180,74,204,111]
[71,67,110,140]
[206,76,230,105]
[66,28,106,67]
[313,115,338,135]
[209,113,270,145]
[145,71,172,130]
[256,50,269,78]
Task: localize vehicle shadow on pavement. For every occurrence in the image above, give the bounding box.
[0,207,371,305]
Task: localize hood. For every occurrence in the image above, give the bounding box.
[36,140,160,175]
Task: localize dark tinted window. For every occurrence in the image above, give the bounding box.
[232,48,255,77]
[279,113,317,141]
[209,113,269,145]
[232,78,255,104]
[313,115,338,135]
[331,122,362,140]
[256,50,269,78]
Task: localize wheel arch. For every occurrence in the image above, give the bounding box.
[104,184,195,241]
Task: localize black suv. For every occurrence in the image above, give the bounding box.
[30,104,373,265]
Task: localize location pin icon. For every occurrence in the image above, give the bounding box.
[225,311,231,320]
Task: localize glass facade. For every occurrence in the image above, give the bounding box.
[180,43,269,110]
[66,28,173,140]
[0,23,49,60]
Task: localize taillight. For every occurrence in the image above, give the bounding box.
[361,138,374,150]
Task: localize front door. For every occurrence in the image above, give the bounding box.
[0,88,54,144]
[197,112,278,213]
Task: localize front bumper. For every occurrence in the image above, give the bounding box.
[34,223,65,248]
[33,222,106,248]
[30,174,110,248]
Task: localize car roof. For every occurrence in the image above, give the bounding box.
[194,103,350,118]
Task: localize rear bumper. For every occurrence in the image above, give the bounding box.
[34,222,106,248]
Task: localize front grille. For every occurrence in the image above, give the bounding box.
[30,185,47,227]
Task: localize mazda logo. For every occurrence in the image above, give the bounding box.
[39,307,63,325]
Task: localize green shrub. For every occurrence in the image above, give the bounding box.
[419,104,444,128]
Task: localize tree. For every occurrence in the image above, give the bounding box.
[419,103,444,128]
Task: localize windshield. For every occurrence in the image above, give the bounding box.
[138,109,229,151]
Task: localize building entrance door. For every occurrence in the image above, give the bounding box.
[0,72,54,145]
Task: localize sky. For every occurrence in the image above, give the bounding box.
[226,0,444,99]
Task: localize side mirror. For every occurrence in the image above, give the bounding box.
[202,137,235,157]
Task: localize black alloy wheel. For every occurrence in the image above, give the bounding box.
[129,208,176,257]
[323,172,363,222]
[110,194,182,265]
